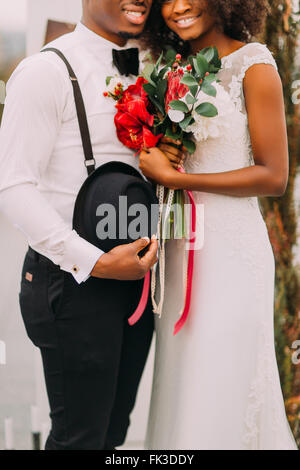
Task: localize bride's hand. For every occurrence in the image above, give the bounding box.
[139,147,181,189]
[157,136,185,169]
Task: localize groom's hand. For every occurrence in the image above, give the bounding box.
[90,236,158,280]
[158,136,186,169]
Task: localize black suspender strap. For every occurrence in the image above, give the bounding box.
[41,47,96,176]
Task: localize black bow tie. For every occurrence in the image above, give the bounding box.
[112,48,139,76]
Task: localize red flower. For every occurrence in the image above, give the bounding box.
[115,97,162,150]
[165,68,189,112]
[116,76,149,112]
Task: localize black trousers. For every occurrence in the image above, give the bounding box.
[19,247,154,450]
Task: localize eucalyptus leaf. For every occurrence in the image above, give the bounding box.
[195,102,218,117]
[186,94,197,105]
[180,74,198,87]
[201,82,217,97]
[189,85,199,97]
[196,54,209,76]
[165,127,182,141]
[165,48,177,63]
[193,58,201,76]
[179,115,193,130]
[182,139,196,154]
[209,64,221,73]
[169,100,189,113]
[202,47,215,63]
[204,73,217,84]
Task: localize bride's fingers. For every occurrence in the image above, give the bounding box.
[162,152,182,166]
[160,136,182,147]
[158,143,184,159]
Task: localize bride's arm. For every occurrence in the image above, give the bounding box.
[139,64,289,198]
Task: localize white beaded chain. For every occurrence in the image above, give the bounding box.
[151,185,175,316]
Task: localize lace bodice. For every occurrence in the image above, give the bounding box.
[185,42,278,175]
[184,43,278,258]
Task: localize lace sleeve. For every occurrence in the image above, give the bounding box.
[239,43,278,81]
[221,43,278,113]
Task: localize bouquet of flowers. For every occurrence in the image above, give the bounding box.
[104,47,230,334]
[105,47,223,238]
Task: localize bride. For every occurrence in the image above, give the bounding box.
[139,0,298,450]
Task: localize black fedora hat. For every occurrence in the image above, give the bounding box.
[72,161,159,253]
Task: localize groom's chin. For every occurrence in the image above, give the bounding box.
[118,31,142,40]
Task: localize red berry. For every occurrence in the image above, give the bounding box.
[115,89,121,96]
[205,72,210,76]
[103,91,109,97]
[199,79,203,84]
[186,64,192,71]
[176,53,182,60]
[117,82,122,88]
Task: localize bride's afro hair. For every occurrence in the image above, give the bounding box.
[140,0,270,59]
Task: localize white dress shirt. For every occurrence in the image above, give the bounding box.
[0,22,147,283]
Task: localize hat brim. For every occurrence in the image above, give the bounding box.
[72,161,158,252]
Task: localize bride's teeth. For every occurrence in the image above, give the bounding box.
[177,17,196,24]
[125,11,143,17]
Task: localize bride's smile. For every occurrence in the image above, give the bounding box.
[161,0,215,41]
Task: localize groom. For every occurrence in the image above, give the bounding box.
[0,0,163,450]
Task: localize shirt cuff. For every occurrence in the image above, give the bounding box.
[59,230,104,284]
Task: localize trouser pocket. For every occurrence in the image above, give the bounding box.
[19,253,56,346]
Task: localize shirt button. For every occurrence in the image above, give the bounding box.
[72,265,79,274]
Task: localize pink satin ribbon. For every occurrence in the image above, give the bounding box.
[128,170,197,335]
[173,183,196,336]
[128,270,150,326]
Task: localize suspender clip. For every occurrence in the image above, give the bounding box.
[84,158,96,167]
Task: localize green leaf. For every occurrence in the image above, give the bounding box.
[201,47,215,63]
[150,51,164,82]
[157,79,168,105]
[165,48,177,63]
[201,82,217,97]
[169,100,189,113]
[143,83,157,96]
[192,58,201,76]
[142,63,155,82]
[195,102,218,117]
[180,74,198,87]
[165,126,182,141]
[158,63,171,80]
[204,73,217,84]
[148,94,165,115]
[196,54,209,76]
[179,115,193,130]
[185,94,197,105]
[106,76,113,86]
[209,64,221,73]
[212,47,222,67]
[189,85,198,97]
[182,139,196,154]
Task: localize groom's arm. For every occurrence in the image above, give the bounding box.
[0,56,157,282]
[0,56,104,283]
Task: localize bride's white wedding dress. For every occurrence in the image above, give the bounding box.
[146,43,298,450]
